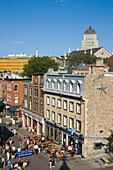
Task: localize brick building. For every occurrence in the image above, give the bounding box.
[21,73,45,135]
[1,78,31,118]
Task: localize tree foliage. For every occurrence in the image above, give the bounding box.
[105,130,113,153]
[22,56,59,77]
[67,53,97,68]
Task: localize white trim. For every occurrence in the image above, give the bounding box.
[59,79,63,82]
[77,80,83,84]
[70,80,75,84]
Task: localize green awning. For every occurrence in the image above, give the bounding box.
[0,102,5,107]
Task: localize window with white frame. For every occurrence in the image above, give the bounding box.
[41,77,43,84]
[24,99,28,108]
[51,81,55,89]
[57,113,61,124]
[35,77,37,83]
[76,83,81,93]
[69,82,73,92]
[52,98,55,107]
[63,100,67,110]
[34,88,38,97]
[29,100,32,110]
[30,88,32,96]
[63,115,67,127]
[57,99,61,108]
[52,111,55,122]
[7,84,11,91]
[41,104,43,113]
[7,94,12,102]
[47,109,50,119]
[34,102,38,112]
[14,84,18,92]
[70,102,74,112]
[24,87,28,95]
[47,96,50,105]
[14,95,18,103]
[57,81,61,90]
[69,118,74,129]
[76,103,81,114]
[76,120,81,132]
[47,80,49,88]
[64,81,67,91]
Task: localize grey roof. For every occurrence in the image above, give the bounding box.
[76,63,89,71]
[84,26,96,34]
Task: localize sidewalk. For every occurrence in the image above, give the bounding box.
[1,116,113,170]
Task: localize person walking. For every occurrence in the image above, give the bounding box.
[48,156,52,169]
[6,150,10,161]
[7,159,11,170]
[34,143,39,155]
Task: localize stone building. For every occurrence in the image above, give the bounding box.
[68,47,111,60]
[82,26,99,50]
[43,59,113,156]
[82,62,113,156]
[20,73,45,135]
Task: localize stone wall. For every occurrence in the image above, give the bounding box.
[83,66,113,156]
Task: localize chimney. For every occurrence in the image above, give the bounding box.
[36,48,38,57]
[89,26,91,30]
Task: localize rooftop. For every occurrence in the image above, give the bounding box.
[84,26,96,34]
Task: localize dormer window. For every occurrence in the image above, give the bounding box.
[46,78,51,88]
[76,80,83,93]
[69,80,75,92]
[51,81,55,89]
[63,80,68,91]
[57,79,62,90]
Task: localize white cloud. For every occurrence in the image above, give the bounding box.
[14,41,24,44]
[53,0,67,6]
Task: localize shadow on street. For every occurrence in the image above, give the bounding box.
[59,160,70,170]
[1,126,14,142]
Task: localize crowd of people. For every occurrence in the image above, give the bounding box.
[0,127,76,169]
[0,137,28,170]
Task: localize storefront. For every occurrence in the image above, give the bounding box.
[45,120,84,155]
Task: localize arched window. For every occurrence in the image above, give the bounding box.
[57,79,62,90]
[76,80,83,93]
[69,80,75,92]
[46,78,51,88]
[63,80,68,91]
[14,95,18,103]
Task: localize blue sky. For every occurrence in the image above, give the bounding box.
[0,0,113,57]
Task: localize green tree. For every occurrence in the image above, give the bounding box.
[105,130,113,153]
[22,56,59,77]
[104,58,109,64]
[67,53,97,68]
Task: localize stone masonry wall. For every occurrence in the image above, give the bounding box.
[83,67,113,156]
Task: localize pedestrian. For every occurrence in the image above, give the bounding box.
[9,138,13,146]
[52,157,55,167]
[6,150,10,161]
[34,143,39,155]
[7,159,11,170]
[48,156,52,169]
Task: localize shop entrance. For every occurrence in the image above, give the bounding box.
[63,133,66,147]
